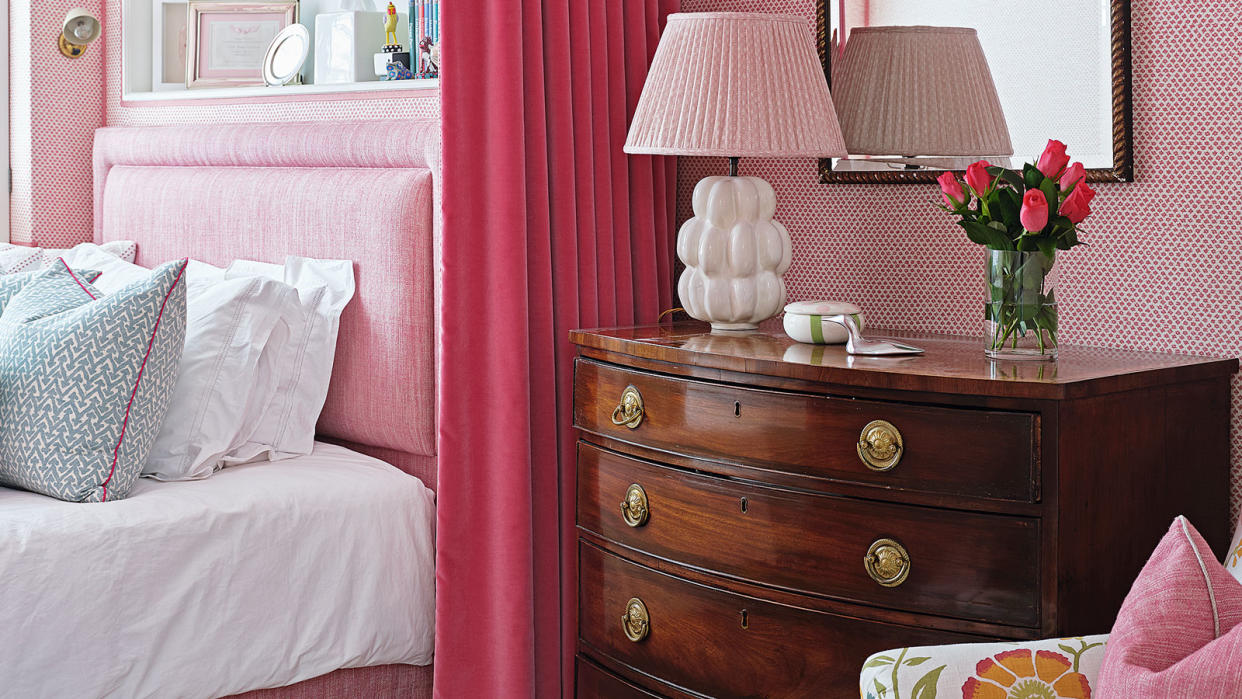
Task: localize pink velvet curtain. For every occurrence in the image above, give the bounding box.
[437,1,678,697]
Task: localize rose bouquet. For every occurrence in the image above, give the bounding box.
[936,139,1095,359]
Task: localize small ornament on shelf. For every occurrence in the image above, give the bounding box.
[385,61,414,80]
[374,2,412,80]
[382,2,402,51]
[409,0,440,79]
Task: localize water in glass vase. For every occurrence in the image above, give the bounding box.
[985,250,1057,361]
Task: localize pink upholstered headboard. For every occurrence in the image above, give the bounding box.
[92,121,440,489]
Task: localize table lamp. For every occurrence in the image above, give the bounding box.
[624,13,847,330]
[831,26,1013,166]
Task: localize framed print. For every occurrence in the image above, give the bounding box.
[187,1,298,88]
[152,0,189,91]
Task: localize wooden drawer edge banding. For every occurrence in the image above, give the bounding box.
[582,434,1046,516]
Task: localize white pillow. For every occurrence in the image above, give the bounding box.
[58,244,150,291]
[144,261,302,480]
[59,247,303,480]
[223,257,355,461]
[0,240,136,275]
[0,245,44,274]
[45,241,138,268]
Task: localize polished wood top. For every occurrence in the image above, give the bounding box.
[570,321,1238,400]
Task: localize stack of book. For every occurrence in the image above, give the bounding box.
[409,0,440,79]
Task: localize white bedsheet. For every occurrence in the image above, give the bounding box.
[0,442,435,699]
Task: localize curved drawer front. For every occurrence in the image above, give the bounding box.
[578,542,986,699]
[578,444,1040,627]
[573,359,1038,502]
[576,658,663,699]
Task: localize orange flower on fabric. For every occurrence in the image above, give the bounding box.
[961,648,1092,699]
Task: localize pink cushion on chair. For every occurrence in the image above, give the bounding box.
[1097,516,1242,696]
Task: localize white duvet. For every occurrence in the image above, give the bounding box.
[0,442,435,699]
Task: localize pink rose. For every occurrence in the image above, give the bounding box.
[1060,162,1086,191]
[1060,181,1096,224]
[1036,139,1070,179]
[965,160,994,195]
[937,171,967,207]
[1020,189,1049,232]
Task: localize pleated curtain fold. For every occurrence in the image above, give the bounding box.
[437,1,678,696]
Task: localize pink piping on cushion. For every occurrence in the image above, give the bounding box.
[100,259,188,502]
[58,257,98,300]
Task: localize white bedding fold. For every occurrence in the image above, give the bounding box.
[0,442,435,699]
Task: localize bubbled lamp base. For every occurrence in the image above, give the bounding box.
[677,175,793,331]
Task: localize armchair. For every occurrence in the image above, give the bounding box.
[861,525,1242,698]
[859,634,1107,699]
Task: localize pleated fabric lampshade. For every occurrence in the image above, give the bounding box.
[623,13,846,158]
[623,13,845,331]
[832,26,1013,158]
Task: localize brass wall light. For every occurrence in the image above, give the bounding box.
[59,9,102,58]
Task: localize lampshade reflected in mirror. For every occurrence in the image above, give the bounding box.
[831,26,1012,171]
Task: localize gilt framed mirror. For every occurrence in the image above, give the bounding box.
[816,0,1133,183]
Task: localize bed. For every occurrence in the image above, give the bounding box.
[0,442,434,698]
[0,119,443,697]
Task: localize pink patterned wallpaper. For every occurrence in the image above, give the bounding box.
[8,1,439,248]
[679,0,1242,517]
[10,0,107,247]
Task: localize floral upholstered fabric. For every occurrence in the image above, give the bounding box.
[859,635,1108,699]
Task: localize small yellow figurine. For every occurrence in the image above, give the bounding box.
[383,2,399,48]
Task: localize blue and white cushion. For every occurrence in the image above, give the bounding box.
[0,259,188,502]
[0,266,101,312]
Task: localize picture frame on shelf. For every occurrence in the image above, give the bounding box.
[186,1,298,89]
[152,0,189,91]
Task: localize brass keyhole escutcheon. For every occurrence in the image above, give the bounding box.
[619,483,649,527]
[610,385,645,429]
[621,597,650,642]
[864,538,911,587]
[857,419,903,472]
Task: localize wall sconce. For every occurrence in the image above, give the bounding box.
[59,9,102,58]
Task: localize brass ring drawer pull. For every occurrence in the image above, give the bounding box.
[621,597,650,642]
[857,419,903,471]
[610,385,645,429]
[619,483,650,527]
[864,538,911,587]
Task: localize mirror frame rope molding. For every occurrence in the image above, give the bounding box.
[815,0,1133,184]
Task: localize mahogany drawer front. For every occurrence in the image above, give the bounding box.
[576,657,664,698]
[579,541,987,699]
[573,359,1038,502]
[579,443,1041,627]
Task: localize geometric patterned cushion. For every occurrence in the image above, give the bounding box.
[0,258,187,502]
[0,266,101,313]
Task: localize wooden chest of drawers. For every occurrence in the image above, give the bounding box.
[569,323,1237,698]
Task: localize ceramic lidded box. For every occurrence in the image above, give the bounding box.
[782,301,863,344]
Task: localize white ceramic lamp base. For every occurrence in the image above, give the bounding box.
[677,175,793,331]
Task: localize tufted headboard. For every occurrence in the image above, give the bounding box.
[92,121,440,489]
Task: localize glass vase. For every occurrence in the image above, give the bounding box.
[984,250,1058,361]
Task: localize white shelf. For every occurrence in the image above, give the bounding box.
[123,78,439,102]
